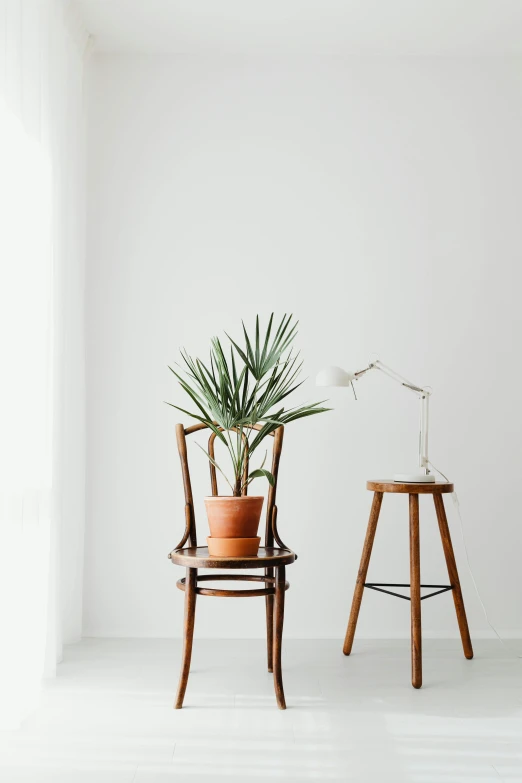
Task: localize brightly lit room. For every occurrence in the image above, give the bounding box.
[1,1,521,781]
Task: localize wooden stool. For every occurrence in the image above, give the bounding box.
[343,481,473,688]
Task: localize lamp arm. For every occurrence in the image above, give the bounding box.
[354,359,432,475]
[371,360,427,396]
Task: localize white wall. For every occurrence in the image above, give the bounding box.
[85,55,522,640]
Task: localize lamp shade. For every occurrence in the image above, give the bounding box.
[315,365,355,387]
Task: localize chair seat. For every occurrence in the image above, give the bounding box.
[168,545,296,569]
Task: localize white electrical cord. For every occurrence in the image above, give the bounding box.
[429,461,510,652]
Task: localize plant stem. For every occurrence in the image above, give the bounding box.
[233,476,242,497]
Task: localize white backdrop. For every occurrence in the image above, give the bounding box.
[84,55,522,640]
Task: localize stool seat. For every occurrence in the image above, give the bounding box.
[367,480,454,494]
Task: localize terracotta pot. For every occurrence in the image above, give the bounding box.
[207,536,261,557]
[204,496,264,539]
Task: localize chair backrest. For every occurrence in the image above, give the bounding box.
[175,422,286,550]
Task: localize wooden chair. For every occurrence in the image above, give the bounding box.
[168,422,296,709]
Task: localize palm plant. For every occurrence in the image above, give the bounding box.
[167,314,330,496]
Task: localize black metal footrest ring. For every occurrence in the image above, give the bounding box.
[364,583,453,601]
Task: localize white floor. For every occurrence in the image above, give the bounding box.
[0,638,521,782]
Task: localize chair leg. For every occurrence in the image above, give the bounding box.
[174,567,197,709]
[265,567,274,673]
[433,494,473,660]
[409,494,422,689]
[273,565,286,710]
[343,491,383,655]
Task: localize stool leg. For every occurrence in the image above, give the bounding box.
[409,494,422,689]
[433,494,473,660]
[343,491,383,655]
[174,567,197,709]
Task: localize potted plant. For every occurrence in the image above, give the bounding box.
[167,314,329,556]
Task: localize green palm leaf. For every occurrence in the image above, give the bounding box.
[167,314,330,494]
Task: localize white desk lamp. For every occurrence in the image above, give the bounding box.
[316,359,436,483]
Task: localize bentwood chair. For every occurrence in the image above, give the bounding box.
[168,422,296,709]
